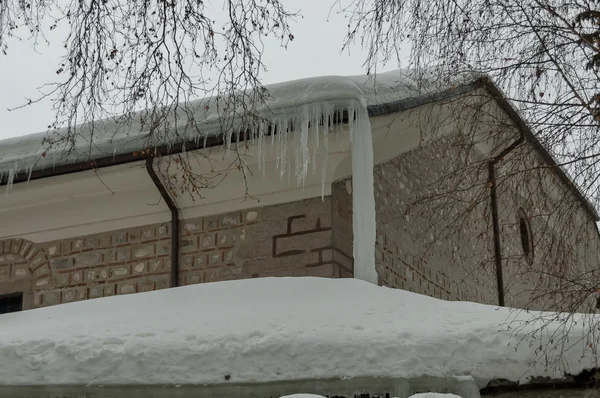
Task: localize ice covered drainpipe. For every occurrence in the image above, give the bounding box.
[145,157,180,288]
[488,131,524,307]
[349,101,378,285]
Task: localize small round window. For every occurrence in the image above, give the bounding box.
[518,208,534,264]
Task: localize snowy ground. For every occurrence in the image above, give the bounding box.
[0,277,597,387]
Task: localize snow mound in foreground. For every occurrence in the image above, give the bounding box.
[0,277,597,386]
[280,393,465,398]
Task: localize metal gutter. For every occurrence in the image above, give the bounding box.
[145,157,180,288]
[2,134,228,186]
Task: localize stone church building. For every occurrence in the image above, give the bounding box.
[0,70,598,314]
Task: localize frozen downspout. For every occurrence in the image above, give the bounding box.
[488,132,524,307]
[145,157,180,288]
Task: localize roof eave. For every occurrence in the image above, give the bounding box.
[3,78,597,222]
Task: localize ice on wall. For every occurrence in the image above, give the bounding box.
[349,100,378,284]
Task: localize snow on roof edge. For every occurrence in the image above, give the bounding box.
[0,69,479,179]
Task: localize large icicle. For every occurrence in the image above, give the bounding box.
[255,99,376,284]
[348,100,378,285]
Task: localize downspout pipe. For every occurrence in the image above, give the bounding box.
[488,131,524,307]
[145,157,180,288]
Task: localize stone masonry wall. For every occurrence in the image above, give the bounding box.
[333,135,600,310]
[0,197,345,309]
[333,136,498,304]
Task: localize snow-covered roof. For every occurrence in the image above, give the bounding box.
[0,277,597,387]
[0,69,463,181]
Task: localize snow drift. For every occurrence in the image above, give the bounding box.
[0,277,597,387]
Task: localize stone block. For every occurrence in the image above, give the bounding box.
[30,253,46,268]
[204,217,219,231]
[55,272,69,286]
[200,234,216,250]
[104,284,116,296]
[182,222,202,235]
[128,230,142,242]
[78,288,88,300]
[98,268,109,279]
[120,283,136,294]
[208,251,223,266]
[224,250,235,265]
[181,255,194,270]
[63,289,76,303]
[186,273,203,285]
[12,264,28,279]
[244,211,259,223]
[84,237,99,249]
[217,231,234,248]
[3,254,17,263]
[273,230,331,257]
[72,239,84,251]
[43,291,61,306]
[33,264,50,277]
[133,244,155,259]
[60,242,71,255]
[133,262,146,274]
[98,236,112,248]
[321,249,333,262]
[194,255,206,268]
[158,224,169,236]
[111,266,130,278]
[112,247,131,263]
[221,213,242,227]
[11,239,22,254]
[47,245,58,256]
[156,241,170,256]
[114,232,128,245]
[333,250,353,272]
[85,269,98,282]
[180,237,198,253]
[139,282,155,292]
[205,266,243,282]
[89,286,103,299]
[148,259,162,272]
[19,241,33,258]
[0,266,9,281]
[156,278,169,290]
[142,227,156,240]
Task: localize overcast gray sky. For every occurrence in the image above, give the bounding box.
[0,0,406,141]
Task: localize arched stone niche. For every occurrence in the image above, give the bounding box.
[0,239,52,310]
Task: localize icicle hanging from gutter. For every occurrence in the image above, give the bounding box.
[238,99,377,284]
